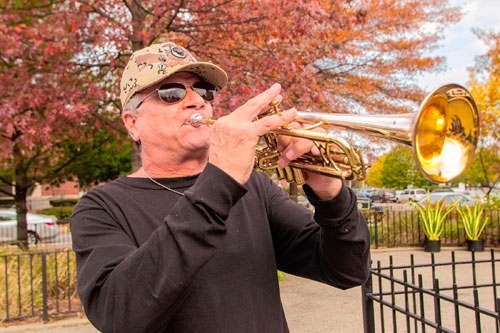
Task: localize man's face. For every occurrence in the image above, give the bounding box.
[123,72,214,159]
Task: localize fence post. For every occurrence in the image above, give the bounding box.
[4,256,9,320]
[433,278,442,333]
[496,298,500,332]
[41,253,48,323]
[362,273,375,333]
[374,212,379,249]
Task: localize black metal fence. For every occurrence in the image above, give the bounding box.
[0,249,83,322]
[363,249,500,332]
[363,207,500,249]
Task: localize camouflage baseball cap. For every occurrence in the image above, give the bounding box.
[120,42,228,108]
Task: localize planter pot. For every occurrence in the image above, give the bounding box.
[467,239,484,252]
[424,239,441,252]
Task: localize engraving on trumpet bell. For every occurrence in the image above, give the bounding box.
[446,87,471,99]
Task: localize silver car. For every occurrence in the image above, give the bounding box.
[0,209,59,245]
[416,193,477,207]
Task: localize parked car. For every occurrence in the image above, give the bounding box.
[370,189,396,203]
[398,189,427,203]
[416,193,477,207]
[431,188,455,193]
[0,209,59,245]
[461,190,485,202]
[353,189,370,200]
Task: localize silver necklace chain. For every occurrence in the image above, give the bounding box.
[141,168,185,196]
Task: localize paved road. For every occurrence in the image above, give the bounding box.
[1,247,497,332]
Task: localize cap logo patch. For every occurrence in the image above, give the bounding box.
[171,47,187,58]
[157,63,167,74]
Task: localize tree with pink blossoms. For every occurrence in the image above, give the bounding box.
[0,1,129,248]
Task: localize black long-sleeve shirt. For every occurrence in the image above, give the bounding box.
[70,163,370,332]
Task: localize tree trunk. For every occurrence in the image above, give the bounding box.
[486,174,500,196]
[14,178,29,250]
[127,0,147,172]
[131,142,142,172]
[13,144,29,250]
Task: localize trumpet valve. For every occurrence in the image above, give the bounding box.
[268,99,281,115]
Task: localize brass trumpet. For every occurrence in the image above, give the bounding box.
[190,83,479,185]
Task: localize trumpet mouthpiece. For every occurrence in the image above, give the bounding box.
[189,113,216,127]
[189,113,205,128]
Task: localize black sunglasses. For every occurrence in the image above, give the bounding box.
[137,81,217,109]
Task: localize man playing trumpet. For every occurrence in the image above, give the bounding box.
[71,41,371,332]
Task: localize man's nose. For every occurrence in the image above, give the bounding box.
[184,87,206,109]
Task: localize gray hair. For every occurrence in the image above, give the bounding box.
[123,92,144,150]
[124,92,144,113]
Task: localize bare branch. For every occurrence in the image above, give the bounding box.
[132,0,155,16]
[34,151,82,184]
[0,187,14,197]
[89,108,128,135]
[171,16,262,30]
[163,0,185,32]
[79,0,122,26]
[122,0,133,13]
[0,175,14,187]
[184,0,233,14]
[479,150,491,189]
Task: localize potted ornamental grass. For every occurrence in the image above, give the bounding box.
[410,194,459,252]
[456,201,489,252]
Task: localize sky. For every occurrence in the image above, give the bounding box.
[417,0,500,91]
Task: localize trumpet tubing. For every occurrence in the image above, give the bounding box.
[190,83,479,184]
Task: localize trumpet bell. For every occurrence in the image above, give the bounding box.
[413,84,479,183]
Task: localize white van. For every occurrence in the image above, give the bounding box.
[397,189,427,202]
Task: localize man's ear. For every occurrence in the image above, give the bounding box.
[122,111,140,142]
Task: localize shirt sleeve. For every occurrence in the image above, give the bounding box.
[70,163,247,332]
[267,179,371,289]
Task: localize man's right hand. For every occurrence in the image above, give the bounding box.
[209,83,297,184]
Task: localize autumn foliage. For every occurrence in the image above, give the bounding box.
[468,29,500,150]
[466,29,500,190]
[0,0,466,247]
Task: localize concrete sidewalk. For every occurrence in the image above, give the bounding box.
[282,247,499,332]
[1,247,497,332]
[0,316,98,333]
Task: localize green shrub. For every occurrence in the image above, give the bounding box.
[409,194,458,240]
[49,199,79,207]
[456,202,489,240]
[37,207,74,223]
